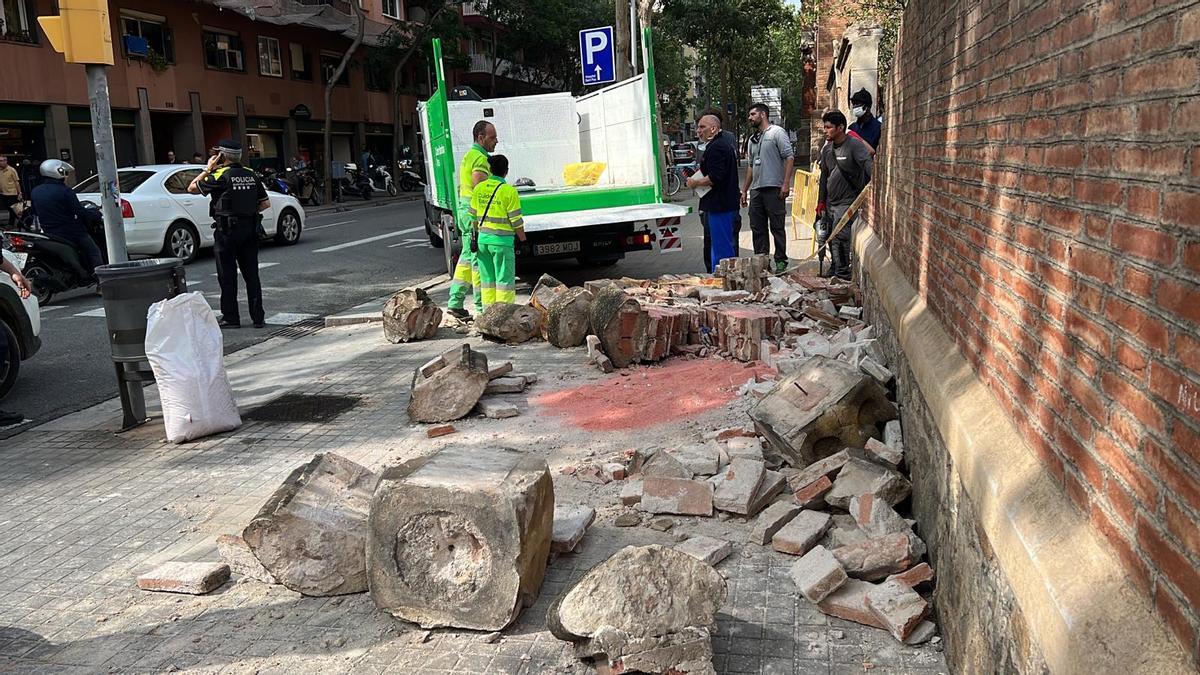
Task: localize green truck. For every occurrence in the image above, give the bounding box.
[418,28,689,275]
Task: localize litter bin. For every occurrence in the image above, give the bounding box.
[95,258,188,429]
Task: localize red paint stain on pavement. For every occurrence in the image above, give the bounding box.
[532,358,774,432]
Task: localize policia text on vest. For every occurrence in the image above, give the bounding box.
[188,139,271,329]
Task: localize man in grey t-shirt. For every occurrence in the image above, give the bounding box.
[817,110,873,280]
[741,102,795,273]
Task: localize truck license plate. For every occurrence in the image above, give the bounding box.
[535,241,580,256]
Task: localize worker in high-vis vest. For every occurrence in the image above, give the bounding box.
[447,120,498,320]
[468,154,525,307]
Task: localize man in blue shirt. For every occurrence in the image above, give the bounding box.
[848,89,882,152]
[30,160,103,273]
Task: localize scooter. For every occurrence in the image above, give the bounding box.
[3,201,107,305]
[286,167,322,206]
[368,165,397,197]
[333,163,372,202]
[396,159,425,193]
[260,167,291,195]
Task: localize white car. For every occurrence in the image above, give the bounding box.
[72,164,305,263]
[0,248,39,398]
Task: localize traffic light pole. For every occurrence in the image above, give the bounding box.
[84,65,128,264]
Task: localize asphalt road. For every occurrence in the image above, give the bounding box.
[2,194,713,437]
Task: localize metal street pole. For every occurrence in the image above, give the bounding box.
[85,64,127,264]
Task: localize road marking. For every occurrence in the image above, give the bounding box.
[75,307,106,318]
[311,226,424,253]
[386,238,428,249]
[210,262,279,277]
[306,219,357,231]
[39,305,67,314]
[264,312,319,325]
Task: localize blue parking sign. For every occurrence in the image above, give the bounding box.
[579,26,616,86]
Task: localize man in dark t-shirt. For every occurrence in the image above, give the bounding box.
[818,110,873,280]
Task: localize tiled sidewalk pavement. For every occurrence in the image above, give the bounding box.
[0,320,948,674]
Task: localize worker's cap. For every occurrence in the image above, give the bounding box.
[850,89,873,106]
[217,139,242,152]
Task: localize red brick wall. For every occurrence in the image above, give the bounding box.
[872,0,1200,663]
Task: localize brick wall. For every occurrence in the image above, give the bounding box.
[872,0,1200,663]
[811,4,853,158]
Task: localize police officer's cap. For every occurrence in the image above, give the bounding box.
[217,139,242,152]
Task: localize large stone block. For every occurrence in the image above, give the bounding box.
[590,286,648,368]
[530,273,568,313]
[544,287,594,348]
[408,344,489,423]
[243,453,378,596]
[366,447,554,631]
[382,287,442,343]
[749,356,898,466]
[476,302,544,344]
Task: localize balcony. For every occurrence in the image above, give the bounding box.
[466,53,565,90]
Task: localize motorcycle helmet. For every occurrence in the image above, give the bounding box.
[40,159,74,180]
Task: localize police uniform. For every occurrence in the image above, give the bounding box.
[448,142,490,315]
[197,142,268,327]
[468,175,523,307]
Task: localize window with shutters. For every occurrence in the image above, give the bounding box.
[258,36,283,77]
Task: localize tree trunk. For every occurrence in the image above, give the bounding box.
[614,0,631,80]
[490,27,498,97]
[390,2,458,169]
[324,2,366,205]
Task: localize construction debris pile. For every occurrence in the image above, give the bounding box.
[134,256,938,675]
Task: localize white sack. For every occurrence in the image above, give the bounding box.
[145,292,241,443]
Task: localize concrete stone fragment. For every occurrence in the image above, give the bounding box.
[744,469,786,517]
[642,450,694,479]
[243,453,377,596]
[864,437,903,467]
[827,515,869,548]
[817,579,887,629]
[790,545,848,603]
[614,511,642,527]
[591,286,648,368]
[427,425,456,438]
[859,356,894,384]
[704,304,786,361]
[666,443,722,476]
[888,563,935,589]
[903,620,938,645]
[884,420,904,451]
[544,287,594,348]
[366,447,554,630]
[722,436,765,462]
[602,463,627,482]
[595,354,615,373]
[530,273,568,313]
[771,510,832,556]
[851,493,911,537]
[794,475,834,508]
[548,544,727,644]
[216,533,277,584]
[552,505,596,553]
[648,516,675,532]
[785,448,861,493]
[408,344,489,423]
[382,288,443,343]
[866,579,930,641]
[639,477,714,516]
[675,536,733,566]
[477,302,544,344]
[512,372,538,385]
[476,397,519,419]
[585,334,603,360]
[749,356,898,466]
[484,376,527,394]
[712,459,767,515]
[620,479,644,506]
[488,362,513,379]
[137,562,230,595]
[583,625,716,675]
[748,502,801,545]
[826,458,912,510]
[831,533,921,581]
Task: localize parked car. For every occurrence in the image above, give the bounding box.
[72,165,305,263]
[0,247,40,398]
[671,141,700,164]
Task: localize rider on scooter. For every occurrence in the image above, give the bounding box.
[29,160,103,275]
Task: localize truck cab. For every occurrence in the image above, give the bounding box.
[418,28,688,276]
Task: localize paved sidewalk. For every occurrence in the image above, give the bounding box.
[0,286,946,674]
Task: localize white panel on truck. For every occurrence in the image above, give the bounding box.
[577,75,654,188]
[447,92,580,190]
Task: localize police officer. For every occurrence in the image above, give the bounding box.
[188,139,269,329]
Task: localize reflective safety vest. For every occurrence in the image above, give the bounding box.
[459,143,491,197]
[468,176,524,245]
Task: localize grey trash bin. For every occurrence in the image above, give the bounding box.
[95,258,188,429]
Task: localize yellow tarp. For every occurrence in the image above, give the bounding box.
[563,162,607,186]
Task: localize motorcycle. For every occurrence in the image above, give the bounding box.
[260,167,291,195]
[286,167,322,206]
[367,165,397,197]
[3,201,107,305]
[396,159,425,193]
[332,163,373,202]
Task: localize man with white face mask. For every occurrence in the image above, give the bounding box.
[848,89,881,152]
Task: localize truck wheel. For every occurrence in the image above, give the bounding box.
[426,212,445,249]
[442,218,460,277]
